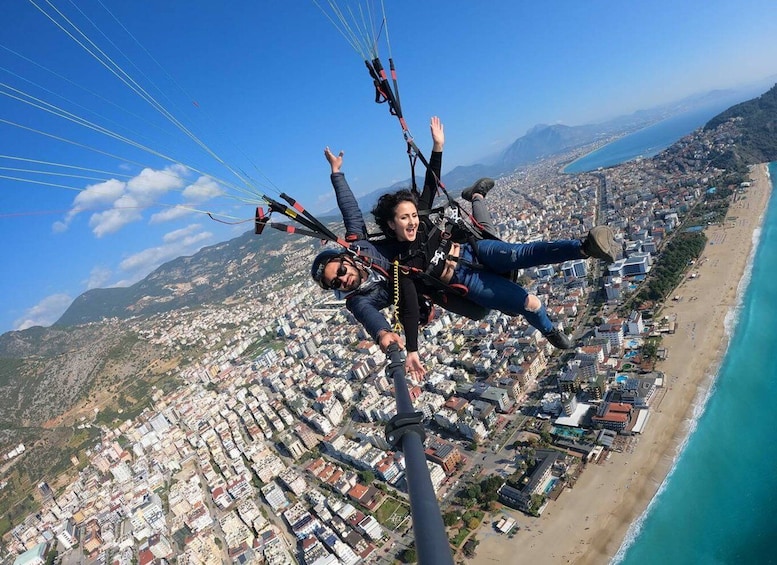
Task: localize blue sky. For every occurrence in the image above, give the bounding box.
[2,0,776,334]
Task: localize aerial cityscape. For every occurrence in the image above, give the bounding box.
[2,87,774,564]
[3,2,777,565]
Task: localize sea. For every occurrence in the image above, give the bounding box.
[577,115,777,563]
[564,103,749,174]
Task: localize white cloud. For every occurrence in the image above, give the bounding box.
[149,176,224,224]
[118,224,213,281]
[162,224,203,243]
[149,205,195,223]
[182,176,223,203]
[54,178,126,233]
[75,178,126,209]
[88,193,143,237]
[127,165,186,200]
[85,266,113,290]
[54,165,190,236]
[14,293,73,330]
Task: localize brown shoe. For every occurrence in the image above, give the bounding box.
[582,226,618,264]
[461,178,495,202]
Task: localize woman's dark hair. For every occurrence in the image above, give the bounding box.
[371,189,418,237]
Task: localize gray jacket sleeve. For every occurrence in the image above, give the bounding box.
[345,287,393,343]
[332,172,368,240]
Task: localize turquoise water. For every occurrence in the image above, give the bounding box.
[551,425,585,438]
[613,162,777,564]
[565,103,746,173]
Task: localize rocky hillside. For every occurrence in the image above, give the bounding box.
[54,221,312,327]
[0,219,319,431]
[0,322,169,427]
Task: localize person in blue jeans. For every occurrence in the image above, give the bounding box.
[310,130,496,354]
[371,116,619,377]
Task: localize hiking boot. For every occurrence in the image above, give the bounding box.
[582,226,618,264]
[544,328,574,350]
[461,178,495,202]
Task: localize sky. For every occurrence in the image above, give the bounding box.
[1,0,777,334]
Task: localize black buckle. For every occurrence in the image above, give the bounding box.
[384,412,426,451]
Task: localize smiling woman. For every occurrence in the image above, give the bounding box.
[367,117,622,376]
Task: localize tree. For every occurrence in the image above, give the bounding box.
[464,484,482,501]
[528,494,546,516]
[400,547,417,563]
[641,338,660,360]
[443,511,460,527]
[463,538,480,558]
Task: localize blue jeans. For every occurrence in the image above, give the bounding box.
[450,239,583,334]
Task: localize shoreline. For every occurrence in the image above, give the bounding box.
[471,163,773,565]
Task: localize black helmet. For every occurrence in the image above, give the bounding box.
[311,248,343,289]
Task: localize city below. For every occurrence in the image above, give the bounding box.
[0,112,761,565]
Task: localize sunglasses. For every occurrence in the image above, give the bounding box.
[324,259,349,290]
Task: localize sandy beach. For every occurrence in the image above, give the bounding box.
[471,163,773,565]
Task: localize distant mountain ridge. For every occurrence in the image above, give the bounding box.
[53,227,310,327]
[329,84,770,216]
[0,83,772,336]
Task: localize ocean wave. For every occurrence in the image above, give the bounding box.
[610,364,718,564]
[611,211,763,564]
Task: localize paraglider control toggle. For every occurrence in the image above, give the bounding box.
[254,207,267,235]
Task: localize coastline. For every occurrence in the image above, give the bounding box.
[471,163,773,565]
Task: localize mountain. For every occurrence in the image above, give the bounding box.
[0,322,167,426]
[496,123,608,171]
[324,121,630,218]
[54,227,311,327]
[2,83,767,333]
[0,221,328,430]
[329,83,774,216]
[704,82,777,165]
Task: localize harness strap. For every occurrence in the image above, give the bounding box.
[391,259,403,333]
[364,55,503,246]
[398,261,469,298]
